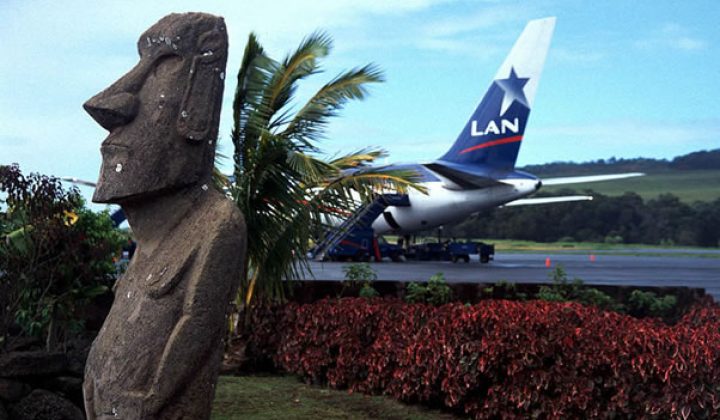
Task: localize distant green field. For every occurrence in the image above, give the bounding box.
[542,169,720,203]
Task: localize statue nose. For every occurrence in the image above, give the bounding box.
[83,91,139,131]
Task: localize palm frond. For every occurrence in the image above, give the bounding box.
[329,148,386,169]
[212,150,230,191]
[232,33,276,178]
[282,64,384,143]
[264,32,332,131]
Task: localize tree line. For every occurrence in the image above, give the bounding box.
[520,148,720,176]
[442,191,720,247]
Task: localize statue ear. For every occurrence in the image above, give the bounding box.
[176,30,226,142]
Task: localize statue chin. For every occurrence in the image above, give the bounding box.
[92,164,201,205]
[92,182,136,204]
[92,141,204,205]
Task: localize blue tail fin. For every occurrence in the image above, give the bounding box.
[438,17,555,172]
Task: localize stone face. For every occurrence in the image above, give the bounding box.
[0,378,31,402]
[9,389,83,420]
[86,12,228,205]
[0,351,67,378]
[82,12,246,420]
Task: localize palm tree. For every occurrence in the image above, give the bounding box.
[226,31,422,304]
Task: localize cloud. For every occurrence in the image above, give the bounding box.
[535,119,719,145]
[517,118,720,164]
[421,5,527,38]
[634,23,708,52]
[389,119,720,165]
[413,4,538,58]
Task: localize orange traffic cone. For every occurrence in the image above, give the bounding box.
[545,257,551,268]
[589,254,596,262]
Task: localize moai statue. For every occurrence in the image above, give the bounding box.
[82,13,245,419]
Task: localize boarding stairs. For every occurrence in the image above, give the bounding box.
[311,194,409,261]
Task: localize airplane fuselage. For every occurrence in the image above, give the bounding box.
[371,165,541,234]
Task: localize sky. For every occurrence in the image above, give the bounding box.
[2,0,719,203]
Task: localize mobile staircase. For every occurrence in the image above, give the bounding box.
[310,194,409,261]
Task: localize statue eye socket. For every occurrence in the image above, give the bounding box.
[151,55,183,78]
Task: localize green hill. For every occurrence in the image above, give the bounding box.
[542,169,720,203]
[520,149,720,203]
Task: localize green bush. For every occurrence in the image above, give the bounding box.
[359,284,380,298]
[537,266,620,311]
[342,263,377,283]
[405,273,452,306]
[535,286,567,302]
[1,164,125,350]
[628,290,677,319]
[492,280,527,300]
[342,263,378,298]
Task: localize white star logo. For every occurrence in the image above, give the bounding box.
[495,67,530,115]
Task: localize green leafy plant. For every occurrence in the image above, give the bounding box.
[342,263,378,298]
[1,164,124,350]
[343,263,377,283]
[628,290,677,319]
[537,266,620,311]
[405,273,452,306]
[359,284,380,298]
[495,279,528,301]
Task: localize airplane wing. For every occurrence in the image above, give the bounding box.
[60,177,97,187]
[541,172,644,186]
[504,195,593,206]
[424,162,508,189]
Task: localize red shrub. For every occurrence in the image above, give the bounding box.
[245,298,720,419]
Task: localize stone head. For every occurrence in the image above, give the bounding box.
[85,13,228,204]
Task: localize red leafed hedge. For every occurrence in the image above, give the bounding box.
[245,298,720,419]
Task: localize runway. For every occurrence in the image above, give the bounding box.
[305,249,720,300]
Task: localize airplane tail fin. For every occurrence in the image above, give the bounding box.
[438,17,555,172]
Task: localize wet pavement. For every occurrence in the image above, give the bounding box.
[304,250,720,300]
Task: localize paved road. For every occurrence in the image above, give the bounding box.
[305,250,720,300]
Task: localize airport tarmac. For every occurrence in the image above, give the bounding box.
[305,249,720,300]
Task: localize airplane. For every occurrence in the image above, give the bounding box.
[63,17,642,241]
[356,17,642,236]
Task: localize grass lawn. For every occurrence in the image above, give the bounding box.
[212,375,459,419]
[485,238,720,257]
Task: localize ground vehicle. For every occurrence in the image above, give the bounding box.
[326,228,404,262]
[405,241,494,263]
[325,228,494,263]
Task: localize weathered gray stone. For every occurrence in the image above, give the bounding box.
[0,351,67,378]
[82,12,246,420]
[9,389,83,420]
[0,378,31,402]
